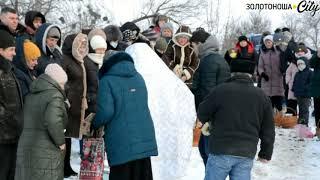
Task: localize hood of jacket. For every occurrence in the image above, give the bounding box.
[198,35,219,59]
[25,11,46,30]
[29,74,65,96]
[35,23,62,56]
[99,52,136,79]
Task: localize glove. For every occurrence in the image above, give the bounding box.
[201,122,210,136]
[261,72,269,81]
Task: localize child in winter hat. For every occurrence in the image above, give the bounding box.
[154,37,168,57]
[23,40,41,70]
[161,22,173,43]
[45,63,68,89]
[292,57,313,125]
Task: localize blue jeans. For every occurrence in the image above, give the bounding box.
[205,154,253,180]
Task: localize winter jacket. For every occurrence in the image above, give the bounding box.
[224,41,258,65]
[34,23,63,76]
[84,56,99,113]
[258,47,284,97]
[15,74,67,180]
[93,52,158,166]
[162,26,199,87]
[192,35,231,108]
[13,36,36,98]
[62,33,89,138]
[0,21,26,37]
[197,74,275,160]
[309,54,320,97]
[285,62,299,100]
[292,68,313,98]
[0,55,23,144]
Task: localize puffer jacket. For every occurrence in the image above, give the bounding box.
[15,74,67,180]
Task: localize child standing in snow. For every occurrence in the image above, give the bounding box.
[292,57,313,126]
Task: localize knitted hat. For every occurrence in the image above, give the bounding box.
[161,22,173,34]
[263,35,273,43]
[154,37,168,52]
[45,63,68,88]
[88,28,106,41]
[230,58,256,74]
[47,27,60,39]
[238,35,248,42]
[0,30,15,49]
[190,30,210,43]
[23,40,41,62]
[90,35,107,50]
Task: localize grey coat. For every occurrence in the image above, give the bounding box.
[258,47,284,97]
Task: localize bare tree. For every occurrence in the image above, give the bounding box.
[132,0,206,25]
[282,13,307,44]
[241,11,271,35]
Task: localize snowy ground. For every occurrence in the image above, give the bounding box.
[66,114,320,180]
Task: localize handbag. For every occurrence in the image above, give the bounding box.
[192,127,201,147]
[79,137,105,180]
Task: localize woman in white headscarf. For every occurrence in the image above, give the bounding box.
[126,43,196,180]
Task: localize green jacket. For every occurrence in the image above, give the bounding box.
[310,54,320,97]
[15,74,67,180]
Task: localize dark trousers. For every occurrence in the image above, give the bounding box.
[198,134,209,166]
[109,157,153,180]
[64,138,72,171]
[314,97,320,128]
[0,143,18,180]
[297,97,311,125]
[270,96,283,111]
[287,99,298,115]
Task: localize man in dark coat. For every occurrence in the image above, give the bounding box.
[190,29,230,165]
[0,7,25,37]
[198,57,275,180]
[0,30,24,180]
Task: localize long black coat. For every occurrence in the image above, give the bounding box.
[0,55,23,144]
[84,56,99,114]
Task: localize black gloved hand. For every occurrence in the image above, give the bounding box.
[261,72,269,81]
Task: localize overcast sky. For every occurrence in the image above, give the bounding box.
[108,0,307,31]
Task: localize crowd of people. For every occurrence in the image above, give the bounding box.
[0,5,320,180]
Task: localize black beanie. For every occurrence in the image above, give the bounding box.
[190,30,210,43]
[0,30,15,49]
[238,35,248,42]
[230,58,256,74]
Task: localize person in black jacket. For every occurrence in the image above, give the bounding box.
[13,39,40,98]
[292,57,313,125]
[190,29,230,166]
[0,30,24,180]
[0,7,26,37]
[24,11,46,40]
[197,57,275,179]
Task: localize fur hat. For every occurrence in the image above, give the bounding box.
[153,14,168,26]
[154,37,168,52]
[47,27,60,39]
[238,35,248,42]
[174,25,192,41]
[190,30,210,43]
[104,25,123,42]
[263,35,273,43]
[45,63,68,88]
[295,43,308,53]
[23,40,41,62]
[90,35,107,50]
[230,58,256,74]
[0,30,15,49]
